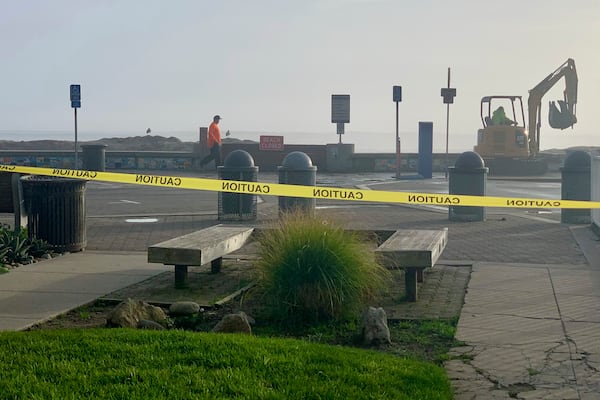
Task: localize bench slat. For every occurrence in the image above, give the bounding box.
[147,225,254,266]
[375,229,448,268]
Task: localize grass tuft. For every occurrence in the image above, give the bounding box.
[255,212,392,325]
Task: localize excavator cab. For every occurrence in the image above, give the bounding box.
[475,96,529,159]
[480,96,526,128]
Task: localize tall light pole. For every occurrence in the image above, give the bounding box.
[393,86,402,179]
[440,69,456,178]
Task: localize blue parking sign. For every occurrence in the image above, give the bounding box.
[70,84,81,108]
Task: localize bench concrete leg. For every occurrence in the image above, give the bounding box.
[417,269,424,283]
[174,265,188,289]
[405,267,418,302]
[211,257,222,274]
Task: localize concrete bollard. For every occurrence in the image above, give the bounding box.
[217,150,258,221]
[561,150,591,224]
[448,151,488,222]
[278,151,317,216]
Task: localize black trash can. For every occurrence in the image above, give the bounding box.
[278,151,317,216]
[21,176,87,252]
[561,150,591,224]
[218,150,258,221]
[448,151,488,222]
[81,144,107,171]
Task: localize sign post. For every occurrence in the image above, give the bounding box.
[393,86,402,179]
[70,84,81,169]
[331,94,350,144]
[440,69,456,178]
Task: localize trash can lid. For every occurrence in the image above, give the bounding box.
[455,151,485,169]
[282,151,314,169]
[563,150,591,169]
[224,150,255,167]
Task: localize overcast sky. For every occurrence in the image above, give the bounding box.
[1,0,598,152]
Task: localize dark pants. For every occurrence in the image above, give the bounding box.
[200,144,222,168]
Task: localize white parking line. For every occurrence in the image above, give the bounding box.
[108,200,141,204]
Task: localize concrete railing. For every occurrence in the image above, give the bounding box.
[0,146,567,174]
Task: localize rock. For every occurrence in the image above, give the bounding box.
[242,312,255,325]
[107,298,167,328]
[169,301,200,316]
[137,319,166,330]
[361,306,391,345]
[212,312,252,334]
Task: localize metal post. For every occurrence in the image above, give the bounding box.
[74,108,78,170]
[445,68,450,178]
[396,101,400,179]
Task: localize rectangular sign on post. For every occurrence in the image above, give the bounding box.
[331,94,350,123]
[393,86,402,102]
[259,135,284,151]
[70,84,81,108]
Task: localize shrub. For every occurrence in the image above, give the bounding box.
[255,212,392,325]
[0,225,32,264]
[0,224,52,265]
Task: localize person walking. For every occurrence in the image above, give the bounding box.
[200,115,223,168]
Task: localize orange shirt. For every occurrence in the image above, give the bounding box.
[208,122,221,147]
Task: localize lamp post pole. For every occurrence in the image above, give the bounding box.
[440,70,456,178]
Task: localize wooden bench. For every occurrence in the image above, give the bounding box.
[147,224,254,288]
[375,228,448,302]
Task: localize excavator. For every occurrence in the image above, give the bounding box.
[474,58,578,175]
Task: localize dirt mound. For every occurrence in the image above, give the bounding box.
[0,135,256,152]
[0,135,194,152]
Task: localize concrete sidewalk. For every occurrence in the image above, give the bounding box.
[447,261,600,399]
[444,224,600,399]
[0,251,165,331]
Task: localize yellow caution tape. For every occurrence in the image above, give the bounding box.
[1,164,598,209]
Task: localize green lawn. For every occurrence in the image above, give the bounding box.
[0,329,452,399]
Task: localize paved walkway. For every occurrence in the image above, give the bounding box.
[0,172,598,399]
[0,252,164,330]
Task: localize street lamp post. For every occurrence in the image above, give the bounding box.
[440,69,456,178]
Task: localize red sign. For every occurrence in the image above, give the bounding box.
[259,135,284,151]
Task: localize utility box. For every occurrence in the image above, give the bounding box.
[81,144,108,171]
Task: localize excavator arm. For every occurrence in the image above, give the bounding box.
[527,58,578,156]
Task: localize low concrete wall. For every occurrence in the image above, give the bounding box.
[0,145,567,174]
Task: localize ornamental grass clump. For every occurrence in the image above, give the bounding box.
[256,212,392,324]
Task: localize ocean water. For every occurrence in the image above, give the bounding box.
[0,129,593,153]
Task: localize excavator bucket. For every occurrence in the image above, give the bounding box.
[549,100,577,129]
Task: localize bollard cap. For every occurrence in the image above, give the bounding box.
[455,151,485,169]
[563,150,591,169]
[223,150,255,167]
[281,151,314,169]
